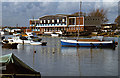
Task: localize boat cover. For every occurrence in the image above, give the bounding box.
[0,53,41,78]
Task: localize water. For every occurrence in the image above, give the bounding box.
[1,37,118,76]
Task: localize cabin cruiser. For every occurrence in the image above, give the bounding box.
[3,35,47,45]
[25,32,42,42]
[4,36,33,44]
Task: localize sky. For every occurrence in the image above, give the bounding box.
[1,0,120,27]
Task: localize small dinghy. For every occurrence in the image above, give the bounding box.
[30,42,42,45]
[51,33,59,37]
[30,42,47,46]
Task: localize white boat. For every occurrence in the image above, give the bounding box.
[0,31,5,36]
[7,36,33,44]
[30,42,42,45]
[51,33,59,37]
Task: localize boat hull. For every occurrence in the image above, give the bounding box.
[61,39,116,48]
[2,43,18,49]
[51,34,59,37]
[30,42,42,45]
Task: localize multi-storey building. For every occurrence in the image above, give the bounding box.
[29,14,84,34]
[29,14,102,35]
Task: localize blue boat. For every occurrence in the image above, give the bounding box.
[61,39,117,48]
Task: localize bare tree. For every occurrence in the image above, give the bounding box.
[115,15,120,24]
[88,8,108,23]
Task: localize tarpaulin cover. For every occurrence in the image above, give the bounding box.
[0,53,41,78]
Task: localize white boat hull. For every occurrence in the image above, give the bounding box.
[51,34,59,37]
[30,42,42,45]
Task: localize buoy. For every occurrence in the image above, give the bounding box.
[34,51,36,53]
[52,52,55,54]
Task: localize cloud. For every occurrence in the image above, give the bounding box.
[2,0,120,2]
[2,2,118,27]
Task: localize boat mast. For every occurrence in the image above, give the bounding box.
[77,1,82,40]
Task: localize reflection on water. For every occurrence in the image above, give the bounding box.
[1,37,118,76]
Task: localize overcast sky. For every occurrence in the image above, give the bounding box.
[1,0,119,27]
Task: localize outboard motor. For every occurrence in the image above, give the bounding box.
[1,36,5,40]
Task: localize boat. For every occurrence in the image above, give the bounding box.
[7,36,33,44]
[51,33,59,37]
[25,32,42,42]
[30,42,42,45]
[5,35,47,46]
[0,53,41,78]
[50,24,60,37]
[2,40,18,49]
[30,41,47,46]
[61,1,117,49]
[61,39,117,48]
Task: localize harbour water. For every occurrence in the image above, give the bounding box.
[1,36,119,76]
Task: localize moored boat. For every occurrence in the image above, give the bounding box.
[0,53,41,78]
[30,42,47,46]
[51,33,59,37]
[7,36,33,44]
[2,40,18,49]
[61,39,117,48]
[25,32,42,42]
[30,42,42,45]
[2,43,18,49]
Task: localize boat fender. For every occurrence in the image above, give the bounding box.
[34,51,36,53]
[115,42,118,45]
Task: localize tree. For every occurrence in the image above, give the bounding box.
[115,15,120,25]
[88,8,108,23]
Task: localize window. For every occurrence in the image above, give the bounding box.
[52,19,54,23]
[62,19,65,22]
[81,27,83,30]
[55,20,57,23]
[69,18,75,25]
[48,20,50,23]
[40,20,42,23]
[44,20,46,23]
[72,27,73,30]
[57,19,59,23]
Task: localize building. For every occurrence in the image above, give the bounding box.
[29,14,102,35]
[84,16,103,32]
[101,24,117,32]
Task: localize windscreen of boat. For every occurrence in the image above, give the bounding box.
[20,36,28,40]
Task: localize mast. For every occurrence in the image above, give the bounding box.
[77,1,82,40]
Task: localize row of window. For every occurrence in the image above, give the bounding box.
[32,29,40,31]
[85,18,100,21]
[66,27,83,31]
[32,27,84,32]
[31,19,66,24]
[30,23,66,26]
